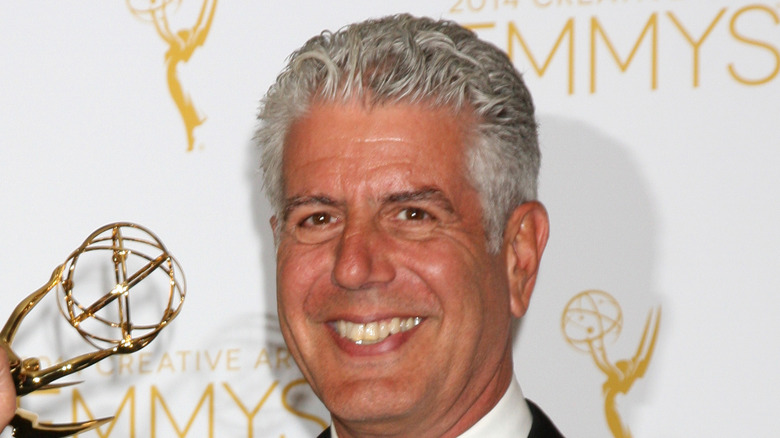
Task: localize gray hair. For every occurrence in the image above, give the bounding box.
[255,14,539,252]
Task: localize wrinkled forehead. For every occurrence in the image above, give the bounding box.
[286,98,473,149]
[280,100,479,198]
[283,97,479,158]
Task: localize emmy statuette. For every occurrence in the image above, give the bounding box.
[1,223,185,437]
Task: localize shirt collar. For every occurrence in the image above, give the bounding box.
[458,376,532,438]
[329,376,532,438]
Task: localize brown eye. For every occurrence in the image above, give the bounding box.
[292,211,342,244]
[398,208,432,221]
[302,212,334,227]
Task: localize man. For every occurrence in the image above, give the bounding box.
[0,13,561,438]
[0,350,13,429]
[255,14,560,437]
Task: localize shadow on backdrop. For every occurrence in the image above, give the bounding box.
[516,114,666,438]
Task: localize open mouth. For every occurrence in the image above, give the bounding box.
[330,317,423,345]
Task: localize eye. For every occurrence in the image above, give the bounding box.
[300,212,336,227]
[397,207,434,221]
[291,211,342,244]
[385,206,439,240]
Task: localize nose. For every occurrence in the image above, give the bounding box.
[332,217,395,290]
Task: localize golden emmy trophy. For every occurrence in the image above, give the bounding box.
[1,223,185,437]
[562,290,660,438]
[127,0,218,151]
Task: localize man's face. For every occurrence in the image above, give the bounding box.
[274,101,520,435]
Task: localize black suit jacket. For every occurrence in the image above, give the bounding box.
[316,399,563,437]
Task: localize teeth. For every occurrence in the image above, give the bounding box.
[334,317,422,345]
[364,322,378,342]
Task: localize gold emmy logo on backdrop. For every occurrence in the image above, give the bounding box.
[1,223,185,437]
[561,290,660,438]
[127,0,218,151]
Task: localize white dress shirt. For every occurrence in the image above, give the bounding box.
[330,376,532,438]
[458,376,532,438]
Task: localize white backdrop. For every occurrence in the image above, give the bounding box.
[1,1,779,436]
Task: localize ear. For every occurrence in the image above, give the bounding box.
[503,201,550,318]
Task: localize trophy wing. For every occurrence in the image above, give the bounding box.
[10,408,112,438]
[631,307,661,379]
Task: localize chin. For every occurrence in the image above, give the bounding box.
[323,377,424,424]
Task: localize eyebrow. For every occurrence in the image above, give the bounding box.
[282,195,340,220]
[282,187,456,219]
[383,187,455,213]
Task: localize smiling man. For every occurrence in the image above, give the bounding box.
[0,13,562,438]
[255,14,562,438]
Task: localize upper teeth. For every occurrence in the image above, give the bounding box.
[335,317,422,345]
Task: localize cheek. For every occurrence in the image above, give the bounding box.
[420,240,508,318]
[276,243,331,311]
[405,242,490,309]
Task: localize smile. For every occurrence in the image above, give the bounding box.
[333,317,423,345]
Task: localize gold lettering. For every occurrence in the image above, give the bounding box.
[461,22,497,32]
[222,381,279,438]
[281,379,327,429]
[667,8,726,87]
[254,349,270,369]
[151,383,214,438]
[157,352,176,373]
[467,0,487,12]
[72,386,136,437]
[276,347,292,369]
[176,350,191,372]
[138,352,152,374]
[508,18,575,94]
[204,350,222,371]
[226,348,240,371]
[728,5,780,85]
[591,13,658,92]
[450,0,465,13]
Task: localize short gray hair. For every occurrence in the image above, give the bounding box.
[255,14,539,252]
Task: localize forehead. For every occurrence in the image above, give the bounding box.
[282,101,475,196]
